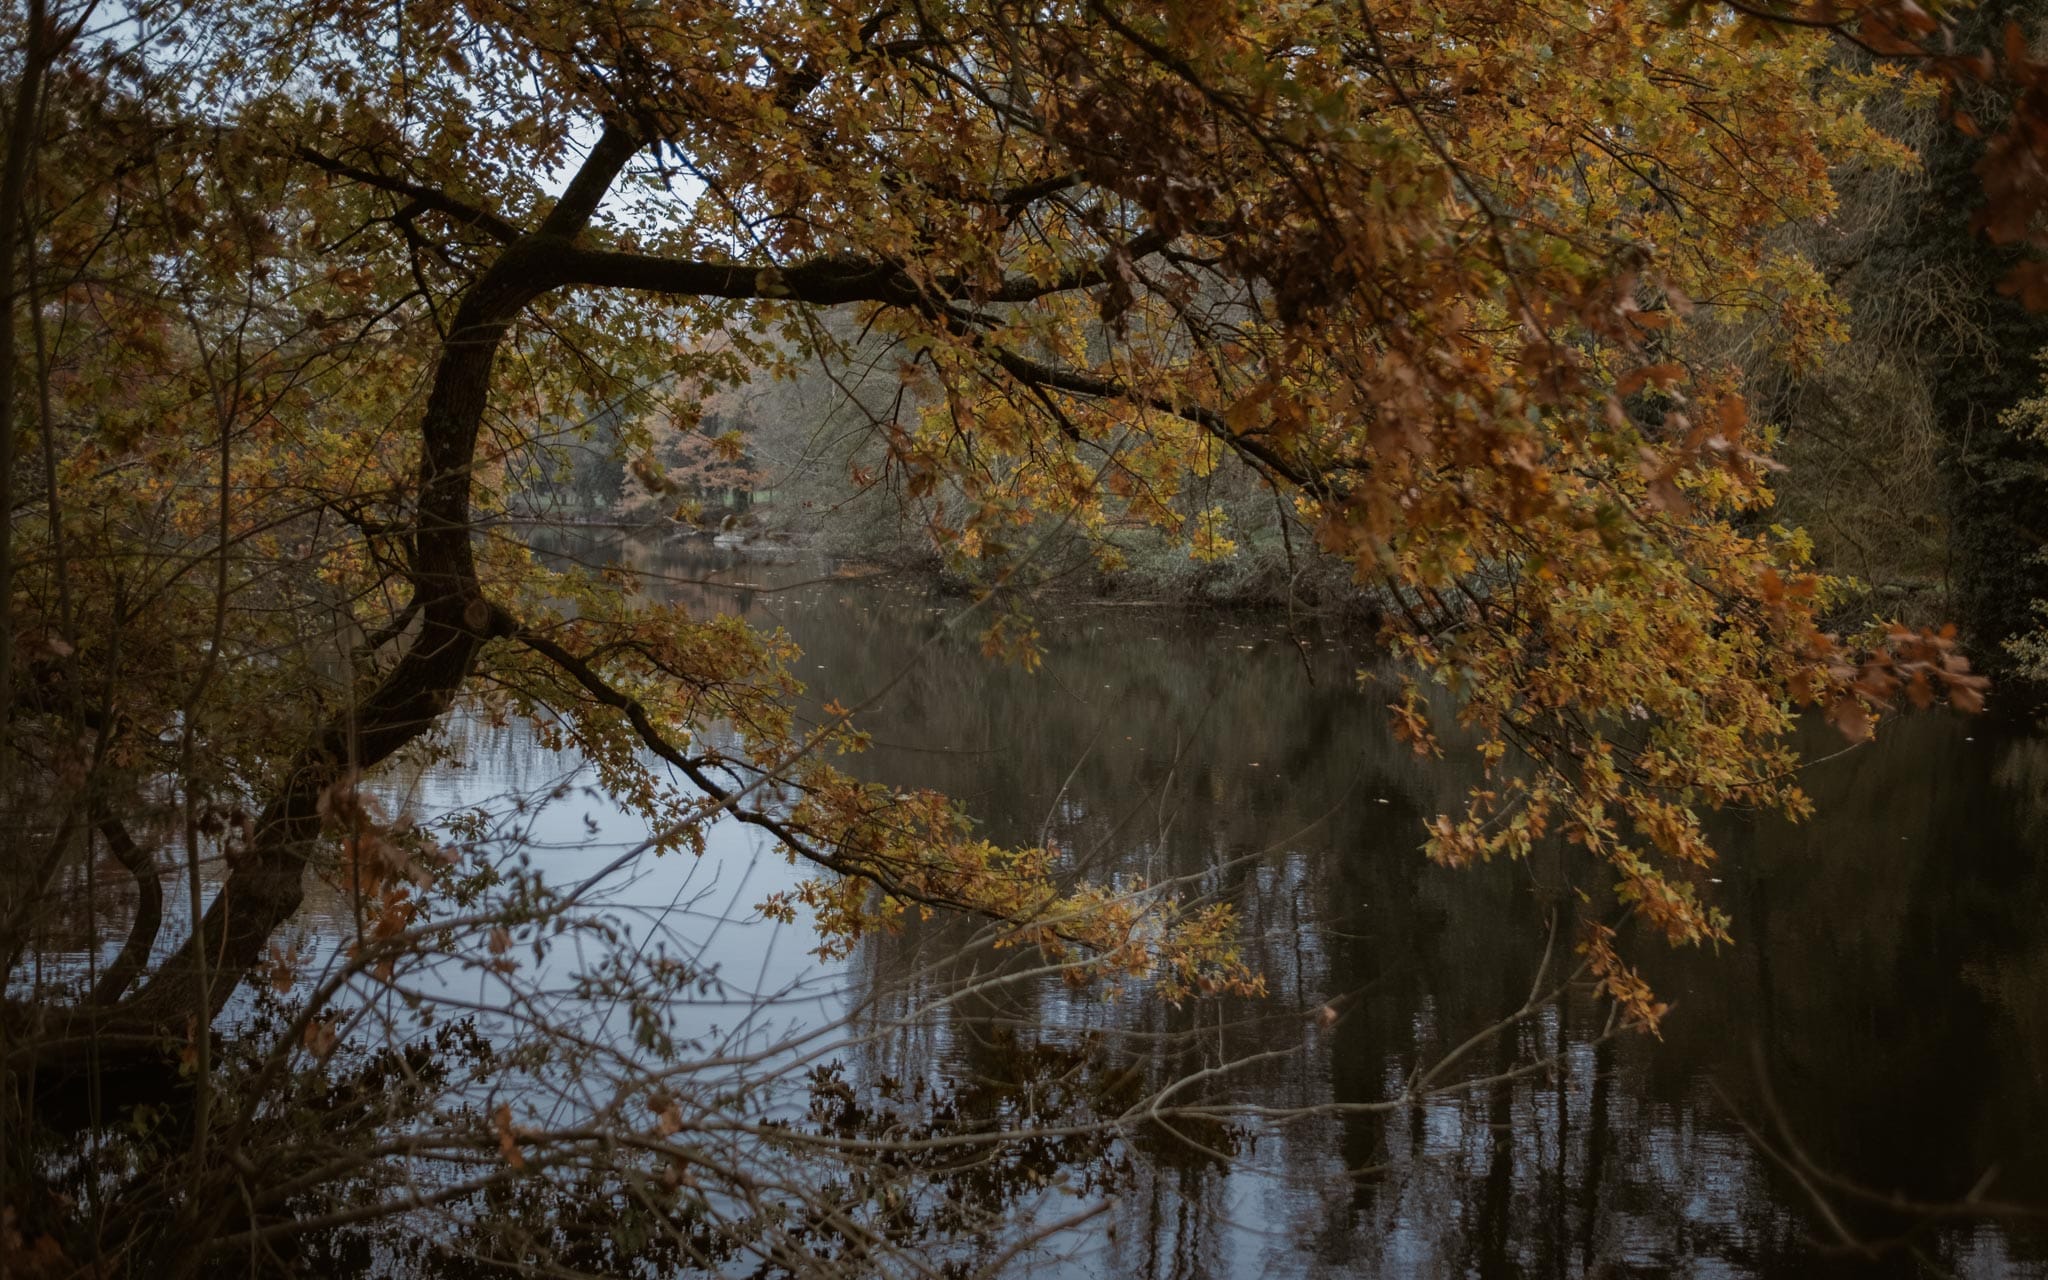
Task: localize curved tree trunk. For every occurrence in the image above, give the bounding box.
[12,127,642,1066]
[89,817,163,1006]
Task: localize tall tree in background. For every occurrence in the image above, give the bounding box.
[1883,0,2048,665]
[1910,0,2048,666]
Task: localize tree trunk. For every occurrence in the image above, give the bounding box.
[12,126,643,1067]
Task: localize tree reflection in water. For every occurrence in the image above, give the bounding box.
[407,529,2048,1276]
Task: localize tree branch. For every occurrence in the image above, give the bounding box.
[981,226,1172,303]
[979,340,1315,488]
[536,122,641,240]
[548,246,921,306]
[543,233,1313,487]
[294,147,526,244]
[546,226,1172,308]
[506,617,1095,932]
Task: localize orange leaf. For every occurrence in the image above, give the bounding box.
[1826,697,1873,743]
[495,1103,526,1168]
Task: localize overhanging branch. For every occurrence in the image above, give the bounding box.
[545,225,1173,309]
[980,341,1315,488]
[296,147,526,245]
[506,615,1112,936]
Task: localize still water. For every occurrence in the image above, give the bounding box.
[407,527,2048,1279]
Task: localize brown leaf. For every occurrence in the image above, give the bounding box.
[303,1017,338,1059]
[495,1103,526,1168]
[1826,696,1873,743]
[267,940,298,995]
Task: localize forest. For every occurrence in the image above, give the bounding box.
[2,0,2048,1276]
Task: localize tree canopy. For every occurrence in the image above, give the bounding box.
[1,0,2042,1271]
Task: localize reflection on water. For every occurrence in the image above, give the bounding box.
[472,527,2048,1277]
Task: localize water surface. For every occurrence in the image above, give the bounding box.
[435,527,2048,1279]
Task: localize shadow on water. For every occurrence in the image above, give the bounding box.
[504,527,2048,1278]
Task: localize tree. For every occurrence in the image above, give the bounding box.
[1777,0,2048,668]
[0,0,2021,1271]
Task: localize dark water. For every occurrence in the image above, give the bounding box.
[487,527,2048,1278]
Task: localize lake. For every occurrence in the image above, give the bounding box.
[362,526,2048,1278]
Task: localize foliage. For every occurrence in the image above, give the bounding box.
[0,0,2038,1272]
